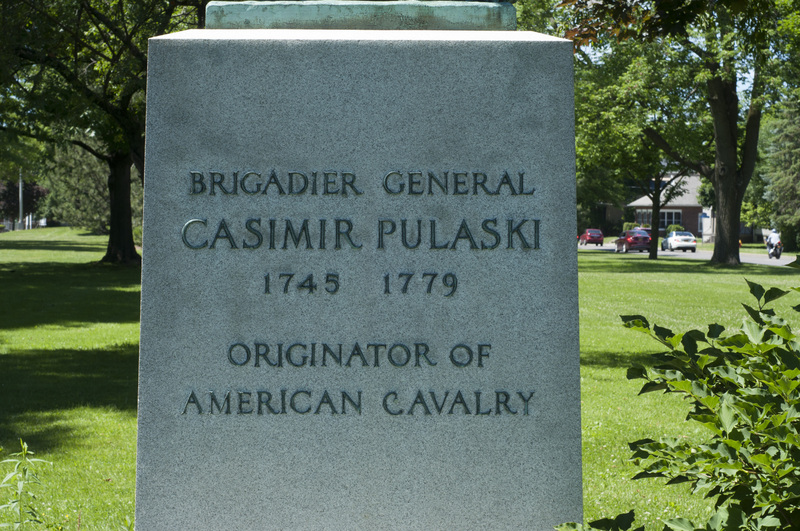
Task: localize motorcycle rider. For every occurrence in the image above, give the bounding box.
[766,229,781,258]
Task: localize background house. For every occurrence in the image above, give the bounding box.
[627,175,707,238]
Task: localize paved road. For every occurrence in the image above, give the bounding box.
[579,243,797,267]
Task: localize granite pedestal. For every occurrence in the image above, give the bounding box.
[136,28,581,529]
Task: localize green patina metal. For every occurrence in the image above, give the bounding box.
[206,0,516,31]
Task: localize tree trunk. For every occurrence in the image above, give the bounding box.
[710,173,744,265]
[101,151,141,265]
[706,74,748,266]
[649,186,662,260]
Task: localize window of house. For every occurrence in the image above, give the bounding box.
[636,210,683,229]
[636,210,652,227]
[660,210,681,229]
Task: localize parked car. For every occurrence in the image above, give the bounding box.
[578,228,604,246]
[614,230,651,253]
[661,231,697,252]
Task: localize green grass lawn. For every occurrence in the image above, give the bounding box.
[577,249,799,527]
[1,228,798,529]
[0,228,140,529]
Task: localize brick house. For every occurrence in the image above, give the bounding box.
[627,175,706,237]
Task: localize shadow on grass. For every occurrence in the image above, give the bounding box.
[0,261,140,330]
[0,344,138,452]
[0,240,106,253]
[579,255,800,276]
[582,350,658,369]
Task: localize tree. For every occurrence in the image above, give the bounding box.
[573,54,630,234]
[517,0,635,234]
[36,140,110,234]
[560,0,800,265]
[0,130,42,180]
[574,38,711,258]
[515,0,563,35]
[36,138,143,236]
[516,0,715,247]
[0,133,47,225]
[0,1,207,264]
[740,171,773,237]
[762,99,800,250]
[0,180,47,222]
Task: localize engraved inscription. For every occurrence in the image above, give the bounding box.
[182,389,363,415]
[376,218,539,250]
[189,170,364,197]
[383,272,458,296]
[180,389,535,416]
[264,273,340,294]
[181,218,363,250]
[382,390,535,416]
[382,170,534,196]
[225,342,441,368]
[178,165,541,419]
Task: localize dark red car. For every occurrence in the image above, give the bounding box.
[578,228,604,246]
[614,230,651,253]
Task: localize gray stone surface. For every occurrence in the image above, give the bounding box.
[206,0,516,31]
[137,29,580,529]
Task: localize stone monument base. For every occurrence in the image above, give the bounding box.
[137,25,580,531]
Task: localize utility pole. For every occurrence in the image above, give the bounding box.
[18,168,23,230]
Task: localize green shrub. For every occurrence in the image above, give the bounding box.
[621,280,800,529]
[665,224,685,234]
[558,278,800,531]
[622,222,639,232]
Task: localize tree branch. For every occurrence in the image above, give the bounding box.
[1,123,111,163]
[660,169,690,205]
[739,62,763,192]
[71,138,112,162]
[80,0,148,69]
[642,127,711,177]
[18,0,114,63]
[14,45,134,135]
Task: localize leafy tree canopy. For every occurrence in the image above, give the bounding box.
[0,0,206,263]
[557,0,800,264]
[559,0,776,45]
[761,99,800,249]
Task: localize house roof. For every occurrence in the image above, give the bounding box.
[628,174,703,208]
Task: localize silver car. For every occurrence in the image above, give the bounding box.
[661,231,697,252]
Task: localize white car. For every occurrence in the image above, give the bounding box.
[661,231,697,252]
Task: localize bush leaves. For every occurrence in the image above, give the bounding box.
[581,281,800,530]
